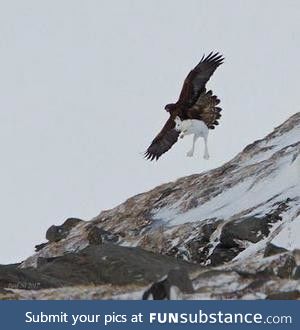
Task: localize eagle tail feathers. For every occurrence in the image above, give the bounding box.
[189,89,222,129]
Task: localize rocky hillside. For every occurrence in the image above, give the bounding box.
[1,113,300,300]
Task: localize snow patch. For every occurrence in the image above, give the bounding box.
[271,215,300,250]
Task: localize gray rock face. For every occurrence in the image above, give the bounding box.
[86,225,103,245]
[37,244,196,286]
[0,245,197,291]
[221,217,271,245]
[266,291,300,300]
[293,266,300,280]
[264,243,288,257]
[46,218,83,242]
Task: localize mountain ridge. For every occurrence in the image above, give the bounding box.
[1,113,299,300]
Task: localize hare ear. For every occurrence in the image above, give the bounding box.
[175,116,180,122]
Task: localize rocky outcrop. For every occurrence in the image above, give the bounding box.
[0,245,196,292]
[0,113,299,300]
[142,269,194,300]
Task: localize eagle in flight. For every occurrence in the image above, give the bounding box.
[145,52,224,161]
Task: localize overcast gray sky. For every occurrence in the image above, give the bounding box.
[0,0,299,264]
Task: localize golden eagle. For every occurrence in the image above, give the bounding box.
[145,52,224,161]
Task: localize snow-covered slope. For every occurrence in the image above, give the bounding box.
[11,113,299,300]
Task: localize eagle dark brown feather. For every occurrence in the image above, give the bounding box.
[144,116,180,161]
[186,90,222,129]
[178,52,224,108]
[145,52,224,161]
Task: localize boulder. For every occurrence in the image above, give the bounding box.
[142,268,194,300]
[1,245,197,290]
[46,218,83,243]
[264,243,288,257]
[266,291,300,300]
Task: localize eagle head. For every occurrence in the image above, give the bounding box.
[164,103,176,113]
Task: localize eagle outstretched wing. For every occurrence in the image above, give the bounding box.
[178,52,224,109]
[145,52,224,161]
[144,116,180,161]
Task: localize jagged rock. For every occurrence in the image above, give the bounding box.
[85,224,121,246]
[0,288,13,294]
[266,291,300,300]
[185,221,222,263]
[276,255,297,278]
[142,269,194,300]
[293,266,300,279]
[96,228,119,243]
[0,287,18,300]
[0,263,55,289]
[264,243,288,257]
[86,226,103,245]
[209,244,242,266]
[208,207,292,265]
[293,249,300,264]
[221,217,271,246]
[36,245,196,286]
[256,253,297,279]
[1,245,197,291]
[46,218,83,242]
[34,242,48,252]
